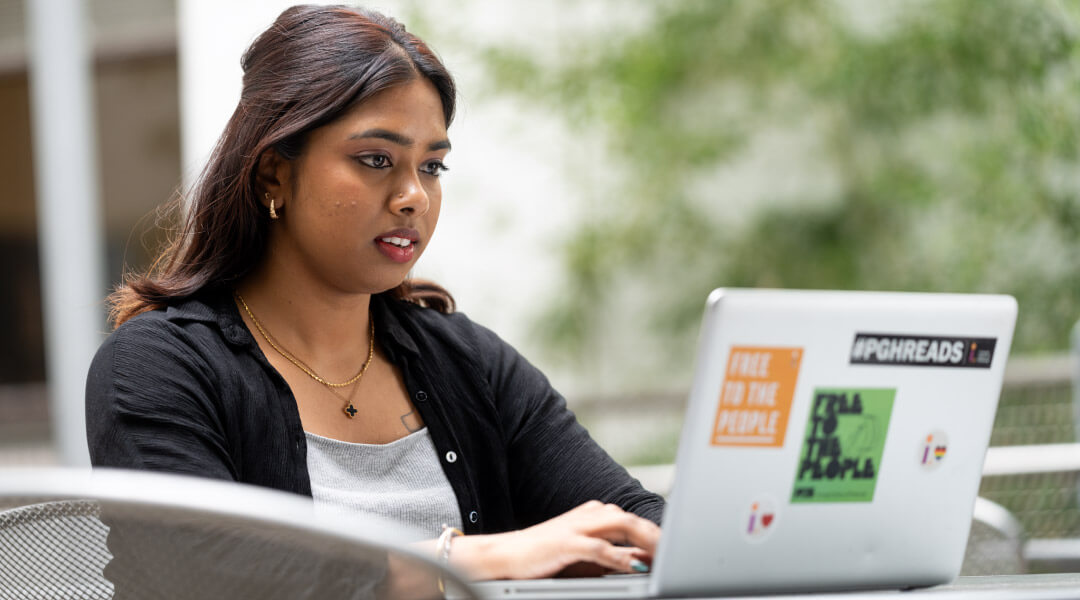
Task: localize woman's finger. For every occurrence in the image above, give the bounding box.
[573,504,662,552]
[606,545,650,573]
[564,536,642,573]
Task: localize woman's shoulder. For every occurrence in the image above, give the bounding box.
[376,294,510,360]
[376,296,561,403]
[105,288,242,358]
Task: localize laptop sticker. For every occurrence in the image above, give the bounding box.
[711,347,803,447]
[850,333,997,368]
[919,430,948,470]
[791,388,896,503]
[743,496,778,542]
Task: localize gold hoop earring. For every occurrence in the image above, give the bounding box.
[266,192,279,220]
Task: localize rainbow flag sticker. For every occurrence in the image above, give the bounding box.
[919,431,949,471]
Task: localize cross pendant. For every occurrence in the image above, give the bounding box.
[344,403,358,418]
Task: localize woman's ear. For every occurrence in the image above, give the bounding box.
[255,147,292,211]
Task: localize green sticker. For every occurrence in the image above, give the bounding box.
[791,388,895,503]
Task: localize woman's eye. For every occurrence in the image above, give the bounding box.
[358,154,391,169]
[422,160,449,177]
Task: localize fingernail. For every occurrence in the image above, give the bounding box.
[629,559,650,573]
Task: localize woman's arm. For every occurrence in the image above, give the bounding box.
[415,319,666,579]
[469,321,665,527]
[85,317,236,479]
[378,500,658,595]
[448,500,660,579]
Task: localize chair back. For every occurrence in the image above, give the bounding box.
[961,496,1027,576]
[0,499,112,599]
[0,468,478,600]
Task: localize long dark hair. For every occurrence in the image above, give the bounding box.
[110,4,455,327]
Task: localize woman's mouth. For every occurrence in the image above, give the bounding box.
[375,231,419,263]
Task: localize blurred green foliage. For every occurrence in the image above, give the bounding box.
[480,0,1080,374]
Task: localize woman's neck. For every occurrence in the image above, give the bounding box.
[234,265,375,378]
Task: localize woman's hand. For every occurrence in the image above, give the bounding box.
[449,501,661,581]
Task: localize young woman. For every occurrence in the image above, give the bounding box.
[85,4,662,582]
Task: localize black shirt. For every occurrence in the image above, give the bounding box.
[85,288,664,533]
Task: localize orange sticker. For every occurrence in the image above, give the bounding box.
[711,346,803,447]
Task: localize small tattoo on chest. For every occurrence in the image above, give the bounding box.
[400,409,422,433]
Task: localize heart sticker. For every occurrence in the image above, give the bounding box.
[744,496,779,542]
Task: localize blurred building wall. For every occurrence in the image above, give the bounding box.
[0,0,180,444]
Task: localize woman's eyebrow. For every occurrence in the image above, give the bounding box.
[349,128,451,151]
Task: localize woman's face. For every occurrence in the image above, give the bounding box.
[271,78,450,295]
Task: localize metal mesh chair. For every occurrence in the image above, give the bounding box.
[0,468,478,600]
[0,499,112,599]
[980,445,1080,572]
[961,497,1027,576]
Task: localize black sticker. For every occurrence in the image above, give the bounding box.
[850,333,997,368]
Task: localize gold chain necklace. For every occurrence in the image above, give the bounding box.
[235,292,374,419]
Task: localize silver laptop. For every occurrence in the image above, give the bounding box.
[472,288,1017,599]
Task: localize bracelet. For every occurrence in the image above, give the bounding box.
[436,523,464,594]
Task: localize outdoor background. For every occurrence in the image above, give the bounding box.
[1,0,1078,472]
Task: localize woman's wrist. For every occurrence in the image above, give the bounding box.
[446,533,505,580]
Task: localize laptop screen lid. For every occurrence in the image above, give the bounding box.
[652,289,1016,597]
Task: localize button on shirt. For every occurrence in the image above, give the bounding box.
[85,287,665,533]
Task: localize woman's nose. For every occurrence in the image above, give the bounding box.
[389,174,429,216]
